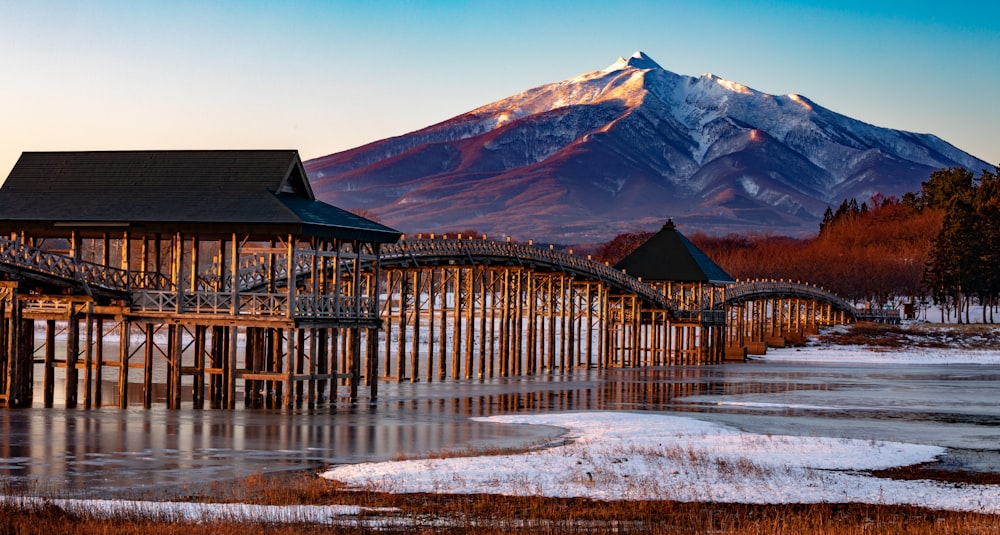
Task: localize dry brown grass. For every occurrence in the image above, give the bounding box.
[818,321,1000,349]
[4,471,998,534]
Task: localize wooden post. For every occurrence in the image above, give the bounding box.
[586,283,593,369]
[66,306,79,408]
[427,268,436,382]
[283,327,295,409]
[367,328,378,401]
[525,272,536,374]
[478,269,488,379]
[174,232,184,314]
[451,267,462,380]
[464,268,474,379]
[143,323,153,409]
[44,319,55,407]
[547,276,556,372]
[16,308,32,407]
[383,270,394,378]
[316,328,328,404]
[227,325,238,409]
[170,324,182,409]
[438,272,448,380]
[194,325,206,409]
[499,269,509,377]
[513,271,523,376]
[411,270,421,382]
[349,328,360,402]
[487,269,497,378]
[94,316,104,407]
[397,270,407,381]
[308,328,318,408]
[0,298,8,405]
[118,319,130,409]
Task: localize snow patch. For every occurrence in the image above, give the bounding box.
[738,176,760,196]
[787,93,813,111]
[322,411,1000,512]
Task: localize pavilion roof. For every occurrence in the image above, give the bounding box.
[0,150,400,242]
[613,220,734,284]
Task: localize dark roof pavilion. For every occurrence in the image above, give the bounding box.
[0,150,400,242]
[613,220,734,284]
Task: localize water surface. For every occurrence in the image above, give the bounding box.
[2,360,998,498]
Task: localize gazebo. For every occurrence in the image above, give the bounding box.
[614,219,734,363]
[0,150,400,409]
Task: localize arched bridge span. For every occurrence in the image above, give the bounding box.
[379,238,673,311]
[0,235,900,409]
[725,279,900,323]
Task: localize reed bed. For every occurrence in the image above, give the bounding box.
[818,321,1000,349]
[3,469,999,534]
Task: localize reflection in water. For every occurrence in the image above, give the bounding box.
[2,361,999,498]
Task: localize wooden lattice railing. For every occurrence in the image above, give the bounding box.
[380,238,676,311]
[725,279,900,322]
[0,236,172,294]
[0,235,885,324]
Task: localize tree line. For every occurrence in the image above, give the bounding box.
[917,166,1000,322]
[594,165,1000,321]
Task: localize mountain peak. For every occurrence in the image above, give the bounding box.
[606,51,663,72]
[305,51,990,242]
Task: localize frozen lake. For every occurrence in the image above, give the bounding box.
[1,345,999,498]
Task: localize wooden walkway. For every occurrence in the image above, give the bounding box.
[1,236,897,409]
[0,234,383,409]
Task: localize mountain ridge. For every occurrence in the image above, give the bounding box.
[306,51,989,242]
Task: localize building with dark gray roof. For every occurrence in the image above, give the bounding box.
[0,150,399,242]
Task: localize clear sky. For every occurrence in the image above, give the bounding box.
[2,1,997,180]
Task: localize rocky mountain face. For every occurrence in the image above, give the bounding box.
[305,52,989,243]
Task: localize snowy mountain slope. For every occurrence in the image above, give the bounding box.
[306,52,989,242]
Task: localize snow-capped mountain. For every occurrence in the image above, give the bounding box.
[305,52,989,242]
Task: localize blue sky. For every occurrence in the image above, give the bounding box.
[2,1,997,180]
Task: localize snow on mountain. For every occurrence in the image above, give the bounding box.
[306,51,990,242]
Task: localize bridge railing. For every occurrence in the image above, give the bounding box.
[381,238,673,311]
[725,278,901,323]
[129,289,376,320]
[726,279,854,310]
[0,236,172,294]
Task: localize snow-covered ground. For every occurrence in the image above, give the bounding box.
[321,338,1000,514]
[322,411,999,513]
[759,343,1000,365]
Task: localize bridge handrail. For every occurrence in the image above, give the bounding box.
[379,238,675,312]
[725,279,856,310]
[724,278,901,321]
[0,236,172,293]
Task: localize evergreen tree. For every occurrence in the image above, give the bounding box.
[912,167,976,210]
[819,206,835,235]
[924,193,980,322]
[973,166,1000,321]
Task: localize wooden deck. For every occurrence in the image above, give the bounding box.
[1,236,889,409]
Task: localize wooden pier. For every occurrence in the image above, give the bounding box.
[0,151,896,409]
[0,150,400,408]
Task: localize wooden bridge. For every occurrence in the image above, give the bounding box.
[0,151,898,410]
[0,232,897,409]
